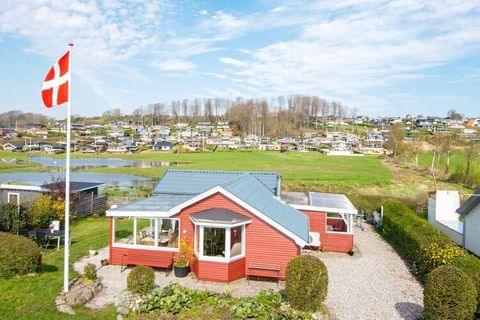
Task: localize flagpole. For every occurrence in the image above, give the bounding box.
[64,43,73,293]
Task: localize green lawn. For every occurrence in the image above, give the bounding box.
[0,217,123,320]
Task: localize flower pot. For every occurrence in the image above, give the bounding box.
[174,265,190,278]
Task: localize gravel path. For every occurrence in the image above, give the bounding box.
[312,224,423,320]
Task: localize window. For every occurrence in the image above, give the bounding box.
[7,193,19,205]
[136,218,155,246]
[230,226,243,257]
[326,212,350,233]
[194,224,246,262]
[157,218,179,248]
[204,227,226,257]
[114,218,134,244]
[113,217,180,250]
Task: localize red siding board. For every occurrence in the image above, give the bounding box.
[302,210,353,253]
[109,192,300,282]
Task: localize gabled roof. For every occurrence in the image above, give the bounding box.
[456,189,480,215]
[108,169,309,244]
[153,169,279,195]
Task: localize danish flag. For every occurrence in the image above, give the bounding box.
[41,51,70,108]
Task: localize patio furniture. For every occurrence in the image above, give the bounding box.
[36,229,51,249]
[121,250,174,273]
[246,263,281,280]
[17,229,30,237]
[354,211,364,231]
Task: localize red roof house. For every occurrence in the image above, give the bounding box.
[106,169,357,282]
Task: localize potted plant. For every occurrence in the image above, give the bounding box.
[174,239,194,278]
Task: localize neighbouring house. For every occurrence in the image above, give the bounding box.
[153,141,173,151]
[456,189,480,257]
[2,143,22,151]
[106,169,357,282]
[428,190,480,256]
[0,181,105,217]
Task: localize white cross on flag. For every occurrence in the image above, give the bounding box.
[41,51,70,108]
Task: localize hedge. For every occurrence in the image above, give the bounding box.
[378,201,463,281]
[0,232,41,278]
[424,265,477,320]
[379,200,480,314]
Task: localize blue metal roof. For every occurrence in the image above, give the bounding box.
[109,193,195,213]
[221,174,310,242]
[111,169,309,243]
[153,169,279,195]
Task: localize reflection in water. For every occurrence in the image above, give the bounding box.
[30,157,188,169]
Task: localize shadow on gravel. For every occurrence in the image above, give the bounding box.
[395,302,423,320]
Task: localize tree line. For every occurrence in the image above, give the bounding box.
[101,95,357,136]
[0,110,53,129]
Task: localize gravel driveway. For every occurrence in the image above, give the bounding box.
[312,224,423,320]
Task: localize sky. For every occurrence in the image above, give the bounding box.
[1,0,480,118]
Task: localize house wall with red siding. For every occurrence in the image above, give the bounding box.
[109,192,301,282]
[302,210,353,253]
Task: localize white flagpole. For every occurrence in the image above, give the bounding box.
[64,43,73,293]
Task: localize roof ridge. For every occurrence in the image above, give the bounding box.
[165,168,279,175]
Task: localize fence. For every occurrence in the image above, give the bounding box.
[73,194,108,218]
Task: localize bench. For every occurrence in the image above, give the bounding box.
[246,263,281,280]
[121,250,174,273]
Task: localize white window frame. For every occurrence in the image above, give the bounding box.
[112,217,180,252]
[325,212,353,234]
[7,192,20,205]
[193,221,248,263]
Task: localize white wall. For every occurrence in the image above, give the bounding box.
[465,205,480,257]
[428,191,463,246]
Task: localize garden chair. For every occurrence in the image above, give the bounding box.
[36,229,51,249]
[17,229,30,237]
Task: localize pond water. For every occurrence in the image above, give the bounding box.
[0,172,156,188]
[30,157,185,169]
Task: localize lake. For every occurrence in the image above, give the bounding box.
[0,172,156,188]
[29,157,184,169]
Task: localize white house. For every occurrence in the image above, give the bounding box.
[428,190,480,256]
[457,189,480,257]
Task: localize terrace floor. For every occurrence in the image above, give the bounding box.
[73,248,284,309]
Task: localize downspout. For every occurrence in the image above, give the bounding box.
[276,175,281,197]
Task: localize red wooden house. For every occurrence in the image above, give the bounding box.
[106,170,357,282]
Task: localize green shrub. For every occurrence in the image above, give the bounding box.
[84,263,97,281]
[140,283,219,314]
[0,203,27,233]
[0,232,41,278]
[285,255,328,312]
[424,265,477,320]
[127,265,155,295]
[451,255,480,316]
[378,201,461,281]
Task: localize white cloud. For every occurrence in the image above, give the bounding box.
[269,6,286,13]
[199,9,208,16]
[152,59,196,71]
[215,0,480,111]
[204,72,227,79]
[219,57,249,67]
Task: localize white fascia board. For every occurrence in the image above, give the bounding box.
[106,210,170,217]
[189,216,252,228]
[291,204,358,215]
[0,184,48,192]
[170,186,308,247]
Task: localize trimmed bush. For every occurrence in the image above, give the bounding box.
[84,263,97,281]
[127,265,155,295]
[378,201,464,281]
[451,255,480,316]
[285,255,328,312]
[0,232,41,278]
[424,265,477,320]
